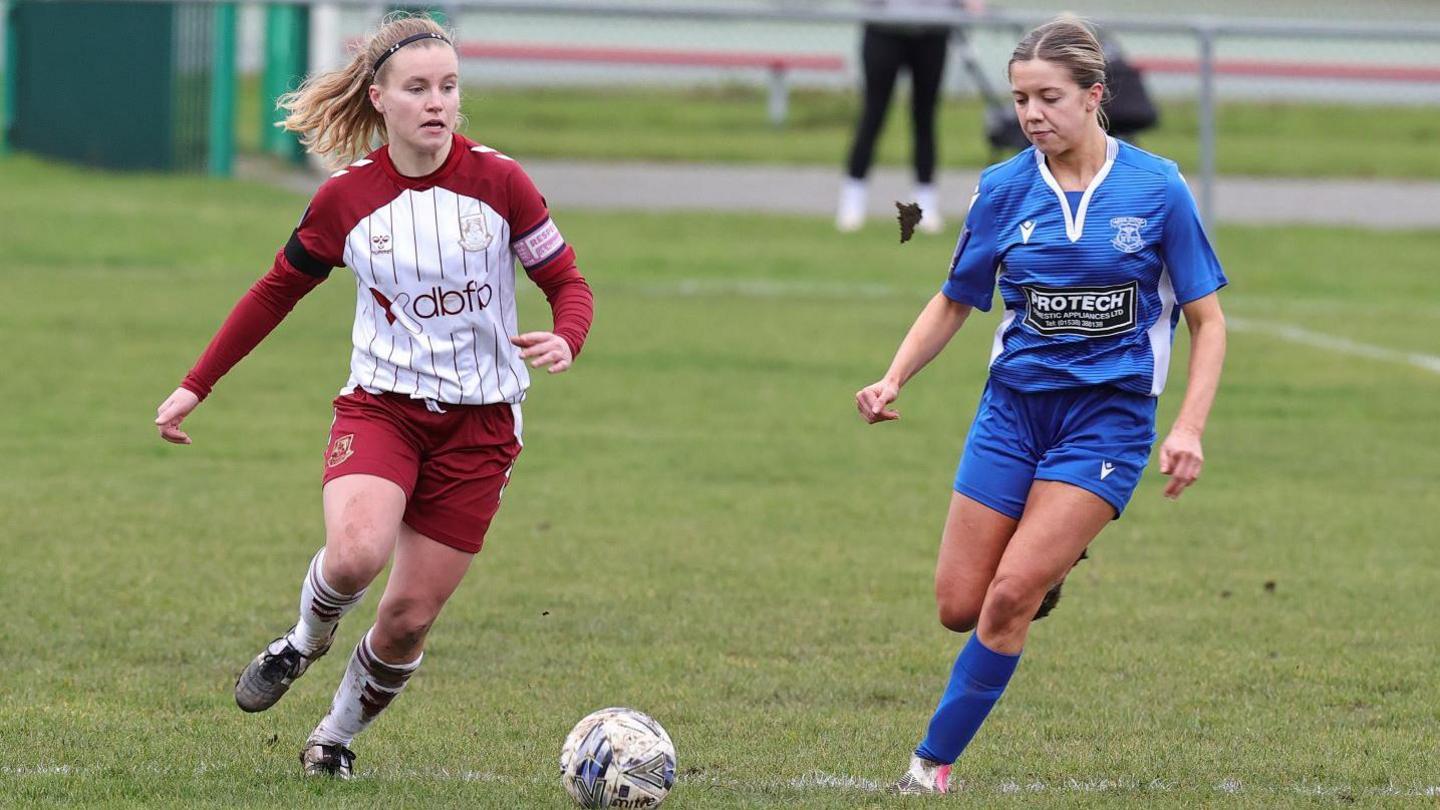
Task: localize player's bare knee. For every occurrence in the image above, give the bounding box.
[936,597,980,633]
[323,540,386,593]
[377,597,438,650]
[982,575,1045,626]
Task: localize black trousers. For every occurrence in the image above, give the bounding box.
[845,25,950,184]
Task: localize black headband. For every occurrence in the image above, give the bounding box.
[372,32,452,76]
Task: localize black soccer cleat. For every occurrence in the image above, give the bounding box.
[234,625,335,713]
[300,738,356,780]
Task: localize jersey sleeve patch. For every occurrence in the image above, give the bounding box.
[512,217,566,269]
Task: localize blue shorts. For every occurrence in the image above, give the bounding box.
[954,380,1157,520]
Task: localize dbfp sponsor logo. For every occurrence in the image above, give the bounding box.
[1021,282,1138,337]
[369,281,495,335]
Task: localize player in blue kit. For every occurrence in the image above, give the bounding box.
[855,16,1227,793]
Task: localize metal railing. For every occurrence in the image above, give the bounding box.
[24,0,1440,221]
[287,1,1440,223]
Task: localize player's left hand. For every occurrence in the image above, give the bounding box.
[511,332,573,374]
[1158,426,1203,499]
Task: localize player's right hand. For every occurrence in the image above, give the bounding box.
[154,387,201,445]
[855,379,901,424]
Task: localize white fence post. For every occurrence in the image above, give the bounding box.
[767,65,788,127]
[1196,26,1217,227]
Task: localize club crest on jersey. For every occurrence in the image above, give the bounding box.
[327,434,355,468]
[1110,217,1147,253]
[371,233,392,254]
[458,213,492,251]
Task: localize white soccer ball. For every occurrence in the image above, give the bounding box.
[560,707,677,809]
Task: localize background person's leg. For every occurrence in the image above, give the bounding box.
[840,26,905,230]
[907,30,951,232]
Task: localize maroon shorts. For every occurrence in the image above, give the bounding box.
[321,390,523,554]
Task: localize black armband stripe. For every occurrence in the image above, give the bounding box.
[285,230,333,279]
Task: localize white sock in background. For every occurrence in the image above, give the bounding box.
[311,628,422,746]
[285,548,365,656]
[836,177,868,232]
[914,184,945,234]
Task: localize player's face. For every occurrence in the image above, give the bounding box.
[1009,58,1103,156]
[371,45,461,154]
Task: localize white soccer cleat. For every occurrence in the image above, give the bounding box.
[892,754,952,795]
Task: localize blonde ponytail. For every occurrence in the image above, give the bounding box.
[276,13,454,169]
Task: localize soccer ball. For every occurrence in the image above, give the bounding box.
[560,707,677,808]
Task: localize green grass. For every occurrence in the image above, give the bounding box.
[233,78,1440,180]
[2,153,1439,807]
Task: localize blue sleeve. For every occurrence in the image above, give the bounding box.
[1161,168,1227,304]
[940,181,999,311]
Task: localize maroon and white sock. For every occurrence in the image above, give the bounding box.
[284,548,364,656]
[311,627,422,746]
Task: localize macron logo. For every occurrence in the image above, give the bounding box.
[1019,220,1036,244]
[1100,461,1116,480]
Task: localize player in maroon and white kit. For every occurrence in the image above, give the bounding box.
[153,15,593,779]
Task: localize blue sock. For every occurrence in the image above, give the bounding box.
[914,633,1021,765]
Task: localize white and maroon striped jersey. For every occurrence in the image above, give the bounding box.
[284,134,574,405]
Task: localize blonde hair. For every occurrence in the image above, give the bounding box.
[1008,15,1110,130]
[276,13,456,169]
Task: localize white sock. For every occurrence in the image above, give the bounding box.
[914,184,944,232]
[285,548,365,656]
[311,628,422,746]
[836,177,868,231]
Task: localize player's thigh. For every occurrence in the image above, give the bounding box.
[934,491,1019,626]
[376,523,476,629]
[322,473,408,580]
[991,480,1114,598]
[320,391,423,580]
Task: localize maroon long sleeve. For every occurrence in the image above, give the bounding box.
[180,253,326,400]
[529,246,594,359]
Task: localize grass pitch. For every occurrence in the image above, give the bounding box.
[2,154,1438,807]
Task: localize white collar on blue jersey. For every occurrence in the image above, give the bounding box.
[1034,135,1119,243]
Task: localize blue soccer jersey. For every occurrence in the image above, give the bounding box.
[942,137,1226,396]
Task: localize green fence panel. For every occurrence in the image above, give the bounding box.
[9,1,212,171]
[262,3,307,163]
[209,3,237,176]
[3,1,17,156]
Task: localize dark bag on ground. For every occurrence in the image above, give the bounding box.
[1101,38,1159,139]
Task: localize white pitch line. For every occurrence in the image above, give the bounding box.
[1227,316,1440,376]
[5,764,1440,798]
[614,279,1440,378]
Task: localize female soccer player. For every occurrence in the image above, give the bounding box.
[153,15,593,779]
[855,16,1226,793]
